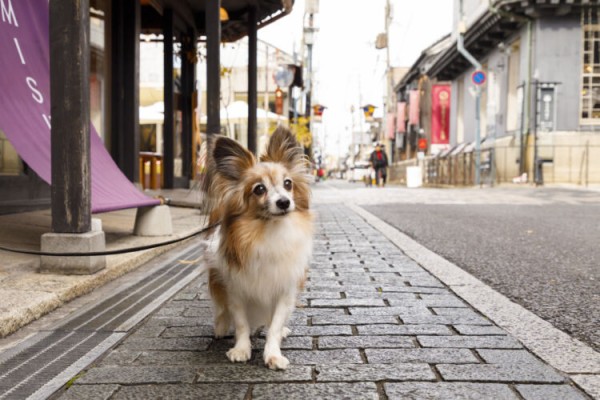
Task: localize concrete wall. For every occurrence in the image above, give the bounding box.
[533,16,581,132]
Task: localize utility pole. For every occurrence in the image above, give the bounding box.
[457,0,482,186]
[304,0,318,157]
[385,0,393,161]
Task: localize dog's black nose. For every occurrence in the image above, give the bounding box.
[276,198,290,210]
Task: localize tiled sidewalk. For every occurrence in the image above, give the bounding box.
[59,205,588,399]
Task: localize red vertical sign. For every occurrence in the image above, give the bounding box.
[408,90,420,126]
[431,85,451,144]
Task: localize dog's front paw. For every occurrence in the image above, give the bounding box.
[226,346,251,363]
[264,353,289,370]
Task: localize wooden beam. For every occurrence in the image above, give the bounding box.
[247,5,258,154]
[206,0,221,136]
[163,9,175,188]
[111,0,141,182]
[49,0,91,233]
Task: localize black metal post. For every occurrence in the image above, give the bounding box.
[110,0,140,182]
[533,80,539,185]
[206,0,221,138]
[163,9,174,188]
[247,6,258,154]
[181,30,195,181]
[49,0,91,233]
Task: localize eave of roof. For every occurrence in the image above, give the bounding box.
[141,0,291,42]
[428,0,591,81]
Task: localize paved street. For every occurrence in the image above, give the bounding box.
[318,182,600,352]
[56,198,591,399]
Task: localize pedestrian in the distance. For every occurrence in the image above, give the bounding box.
[369,143,389,187]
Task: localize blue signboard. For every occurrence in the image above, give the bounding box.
[472,70,486,85]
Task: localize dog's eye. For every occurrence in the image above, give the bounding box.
[253,184,267,196]
[283,179,293,191]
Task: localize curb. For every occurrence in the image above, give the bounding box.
[348,203,600,399]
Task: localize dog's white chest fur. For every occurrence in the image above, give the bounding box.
[225,215,311,306]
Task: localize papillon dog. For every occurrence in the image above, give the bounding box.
[203,127,313,370]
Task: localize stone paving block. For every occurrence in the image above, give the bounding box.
[161,325,215,337]
[571,375,600,399]
[418,336,523,349]
[289,325,353,336]
[366,348,478,364]
[119,337,212,351]
[344,291,417,300]
[78,366,197,384]
[196,364,312,383]
[515,384,588,400]
[401,314,492,325]
[388,297,468,307]
[252,382,378,400]
[337,276,375,285]
[209,336,314,351]
[182,307,214,318]
[59,384,119,400]
[315,363,435,382]
[173,292,197,301]
[384,382,518,400]
[349,306,432,315]
[379,286,449,294]
[476,349,546,365]
[301,292,342,300]
[128,323,166,338]
[318,335,415,349]
[146,316,210,327]
[358,324,452,336]
[305,284,343,291]
[252,382,379,400]
[113,384,248,400]
[291,307,347,318]
[100,349,141,365]
[307,270,337,278]
[454,325,507,336]
[285,349,362,364]
[155,306,186,317]
[285,314,309,326]
[311,314,397,325]
[311,298,386,307]
[437,363,565,383]
[135,350,228,365]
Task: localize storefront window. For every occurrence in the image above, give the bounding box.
[0,130,21,175]
[90,0,106,140]
[581,8,600,123]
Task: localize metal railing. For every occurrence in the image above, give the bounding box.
[391,142,599,187]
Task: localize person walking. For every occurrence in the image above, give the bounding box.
[369,143,389,187]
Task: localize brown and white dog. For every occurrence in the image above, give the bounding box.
[203,127,313,370]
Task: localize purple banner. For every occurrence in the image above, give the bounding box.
[0,0,159,213]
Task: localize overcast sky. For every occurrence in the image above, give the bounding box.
[258,0,454,157]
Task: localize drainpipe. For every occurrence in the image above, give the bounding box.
[457,0,483,186]
[487,0,533,176]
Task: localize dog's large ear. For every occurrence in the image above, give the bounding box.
[260,126,304,167]
[213,136,255,181]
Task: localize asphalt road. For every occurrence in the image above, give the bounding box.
[352,188,600,352]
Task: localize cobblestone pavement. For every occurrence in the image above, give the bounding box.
[58,204,589,399]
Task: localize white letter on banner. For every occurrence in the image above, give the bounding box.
[1,0,19,27]
[26,77,44,104]
[14,38,25,64]
[43,114,51,129]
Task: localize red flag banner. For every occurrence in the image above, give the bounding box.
[396,102,406,133]
[431,85,451,144]
[408,90,419,126]
[386,113,395,139]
